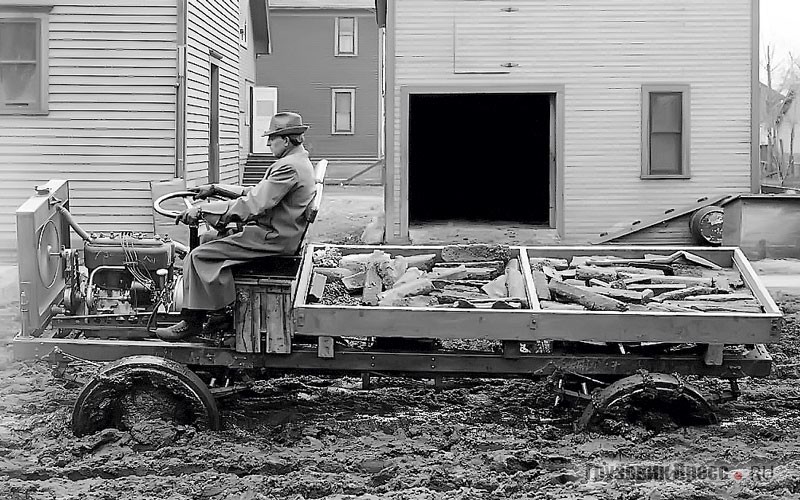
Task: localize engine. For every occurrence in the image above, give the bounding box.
[71,233,177,315]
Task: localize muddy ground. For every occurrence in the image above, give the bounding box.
[3,189,800,499]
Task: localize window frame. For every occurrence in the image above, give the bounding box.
[331,87,355,135]
[334,16,357,57]
[641,84,691,179]
[0,7,51,115]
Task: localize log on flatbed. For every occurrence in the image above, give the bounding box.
[394,268,424,288]
[431,288,491,304]
[683,292,756,302]
[532,271,551,300]
[431,266,498,280]
[403,253,438,271]
[505,259,526,301]
[362,260,384,305]
[651,286,722,303]
[313,267,353,281]
[627,283,687,294]
[576,285,653,304]
[529,257,569,271]
[342,271,366,293]
[426,265,468,280]
[548,280,629,311]
[438,260,505,273]
[377,278,435,306]
[540,300,586,310]
[576,266,618,283]
[621,274,714,286]
[613,267,665,276]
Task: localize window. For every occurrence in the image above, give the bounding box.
[0,8,50,115]
[331,88,355,134]
[642,85,690,178]
[335,17,357,56]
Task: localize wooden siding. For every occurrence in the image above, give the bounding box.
[255,9,380,158]
[239,0,256,172]
[0,0,178,258]
[387,0,754,242]
[185,0,241,185]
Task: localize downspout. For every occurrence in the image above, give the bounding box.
[176,0,188,179]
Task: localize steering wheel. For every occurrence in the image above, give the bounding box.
[153,191,227,221]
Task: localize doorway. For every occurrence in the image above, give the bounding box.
[208,61,220,183]
[407,92,553,226]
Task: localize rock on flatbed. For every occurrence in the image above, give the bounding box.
[441,244,511,263]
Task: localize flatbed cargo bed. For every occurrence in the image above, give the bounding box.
[294,245,782,344]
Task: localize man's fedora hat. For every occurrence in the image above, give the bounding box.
[262,112,309,137]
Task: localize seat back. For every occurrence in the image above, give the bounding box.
[304,159,327,224]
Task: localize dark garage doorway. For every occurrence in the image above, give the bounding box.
[408,93,552,225]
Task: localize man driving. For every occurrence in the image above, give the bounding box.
[156,112,316,340]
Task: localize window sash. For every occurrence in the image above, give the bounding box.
[0,13,48,114]
[332,89,355,134]
[642,86,690,178]
[335,17,357,55]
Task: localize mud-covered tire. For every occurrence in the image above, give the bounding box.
[576,372,717,431]
[72,356,221,436]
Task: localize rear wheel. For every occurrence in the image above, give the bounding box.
[72,355,220,436]
[576,372,717,431]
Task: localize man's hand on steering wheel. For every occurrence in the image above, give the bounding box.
[188,184,215,200]
[176,206,202,225]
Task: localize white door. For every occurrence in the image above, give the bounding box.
[251,87,278,154]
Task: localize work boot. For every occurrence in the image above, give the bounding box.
[203,311,233,335]
[156,310,205,341]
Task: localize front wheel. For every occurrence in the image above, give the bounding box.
[72,355,221,436]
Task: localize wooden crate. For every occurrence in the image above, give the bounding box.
[234,277,293,354]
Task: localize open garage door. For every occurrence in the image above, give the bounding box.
[408,92,553,226]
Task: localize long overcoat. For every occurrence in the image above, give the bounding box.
[181,145,315,311]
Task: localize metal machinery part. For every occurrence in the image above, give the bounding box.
[575,372,718,431]
[79,234,175,315]
[36,219,61,289]
[690,206,724,246]
[72,355,220,436]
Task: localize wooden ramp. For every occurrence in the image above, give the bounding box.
[590,194,739,245]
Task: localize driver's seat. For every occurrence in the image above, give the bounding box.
[232,158,328,278]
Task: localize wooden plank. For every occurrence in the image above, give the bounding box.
[266,291,289,354]
[292,245,317,309]
[590,194,737,244]
[362,260,382,306]
[733,248,782,314]
[239,288,254,352]
[252,292,262,354]
[294,306,779,343]
[704,344,724,366]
